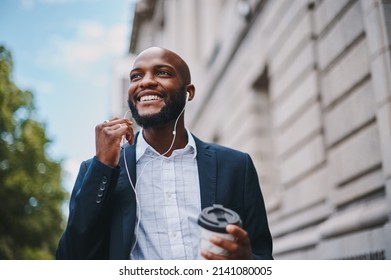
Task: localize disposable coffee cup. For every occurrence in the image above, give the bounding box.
[197,204,242,258]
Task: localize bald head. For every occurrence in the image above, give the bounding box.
[127,46,195,129]
[134,47,192,85]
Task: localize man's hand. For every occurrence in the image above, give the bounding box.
[95,118,134,167]
[200,224,254,260]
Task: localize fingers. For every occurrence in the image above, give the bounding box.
[209,235,240,257]
[226,224,249,244]
[200,249,227,260]
[111,123,128,131]
[99,118,133,139]
[97,118,133,144]
[101,118,132,129]
[95,117,134,167]
[125,131,134,145]
[203,225,253,260]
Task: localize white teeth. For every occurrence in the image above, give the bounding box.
[140,95,161,102]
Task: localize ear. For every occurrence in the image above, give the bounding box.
[185,84,195,101]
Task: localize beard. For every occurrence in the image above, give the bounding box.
[128,88,186,129]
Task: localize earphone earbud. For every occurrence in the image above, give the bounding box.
[172,92,189,136]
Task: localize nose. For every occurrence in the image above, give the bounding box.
[139,72,158,89]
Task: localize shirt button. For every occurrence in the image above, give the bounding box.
[96,197,102,203]
[102,176,108,184]
[99,183,106,191]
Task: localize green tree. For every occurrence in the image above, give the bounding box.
[0,45,67,259]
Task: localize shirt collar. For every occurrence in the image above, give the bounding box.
[136,129,197,161]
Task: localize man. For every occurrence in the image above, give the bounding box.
[56,47,273,260]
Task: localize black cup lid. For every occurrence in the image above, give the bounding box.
[198,204,242,233]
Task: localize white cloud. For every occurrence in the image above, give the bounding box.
[107,24,129,54]
[20,0,33,9]
[79,21,105,40]
[15,76,55,96]
[36,20,128,84]
[21,0,102,9]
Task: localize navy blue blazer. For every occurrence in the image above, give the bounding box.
[56,135,273,259]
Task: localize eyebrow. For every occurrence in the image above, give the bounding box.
[155,63,175,69]
[130,64,176,73]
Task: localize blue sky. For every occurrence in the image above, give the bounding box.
[0,0,135,192]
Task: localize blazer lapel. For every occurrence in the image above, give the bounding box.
[194,136,217,209]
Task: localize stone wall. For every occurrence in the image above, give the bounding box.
[126,0,391,259]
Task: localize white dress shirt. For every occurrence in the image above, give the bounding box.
[130,130,201,259]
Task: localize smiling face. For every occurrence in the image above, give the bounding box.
[127,47,191,128]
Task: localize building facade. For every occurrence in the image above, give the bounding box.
[112,0,391,259]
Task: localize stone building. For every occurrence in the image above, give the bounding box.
[111,0,391,259]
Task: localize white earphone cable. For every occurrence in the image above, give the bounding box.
[122,93,189,256]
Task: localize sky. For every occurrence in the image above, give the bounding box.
[0,0,135,193]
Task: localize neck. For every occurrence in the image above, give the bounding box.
[142,117,188,157]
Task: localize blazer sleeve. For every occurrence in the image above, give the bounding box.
[243,154,273,260]
[56,157,121,259]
